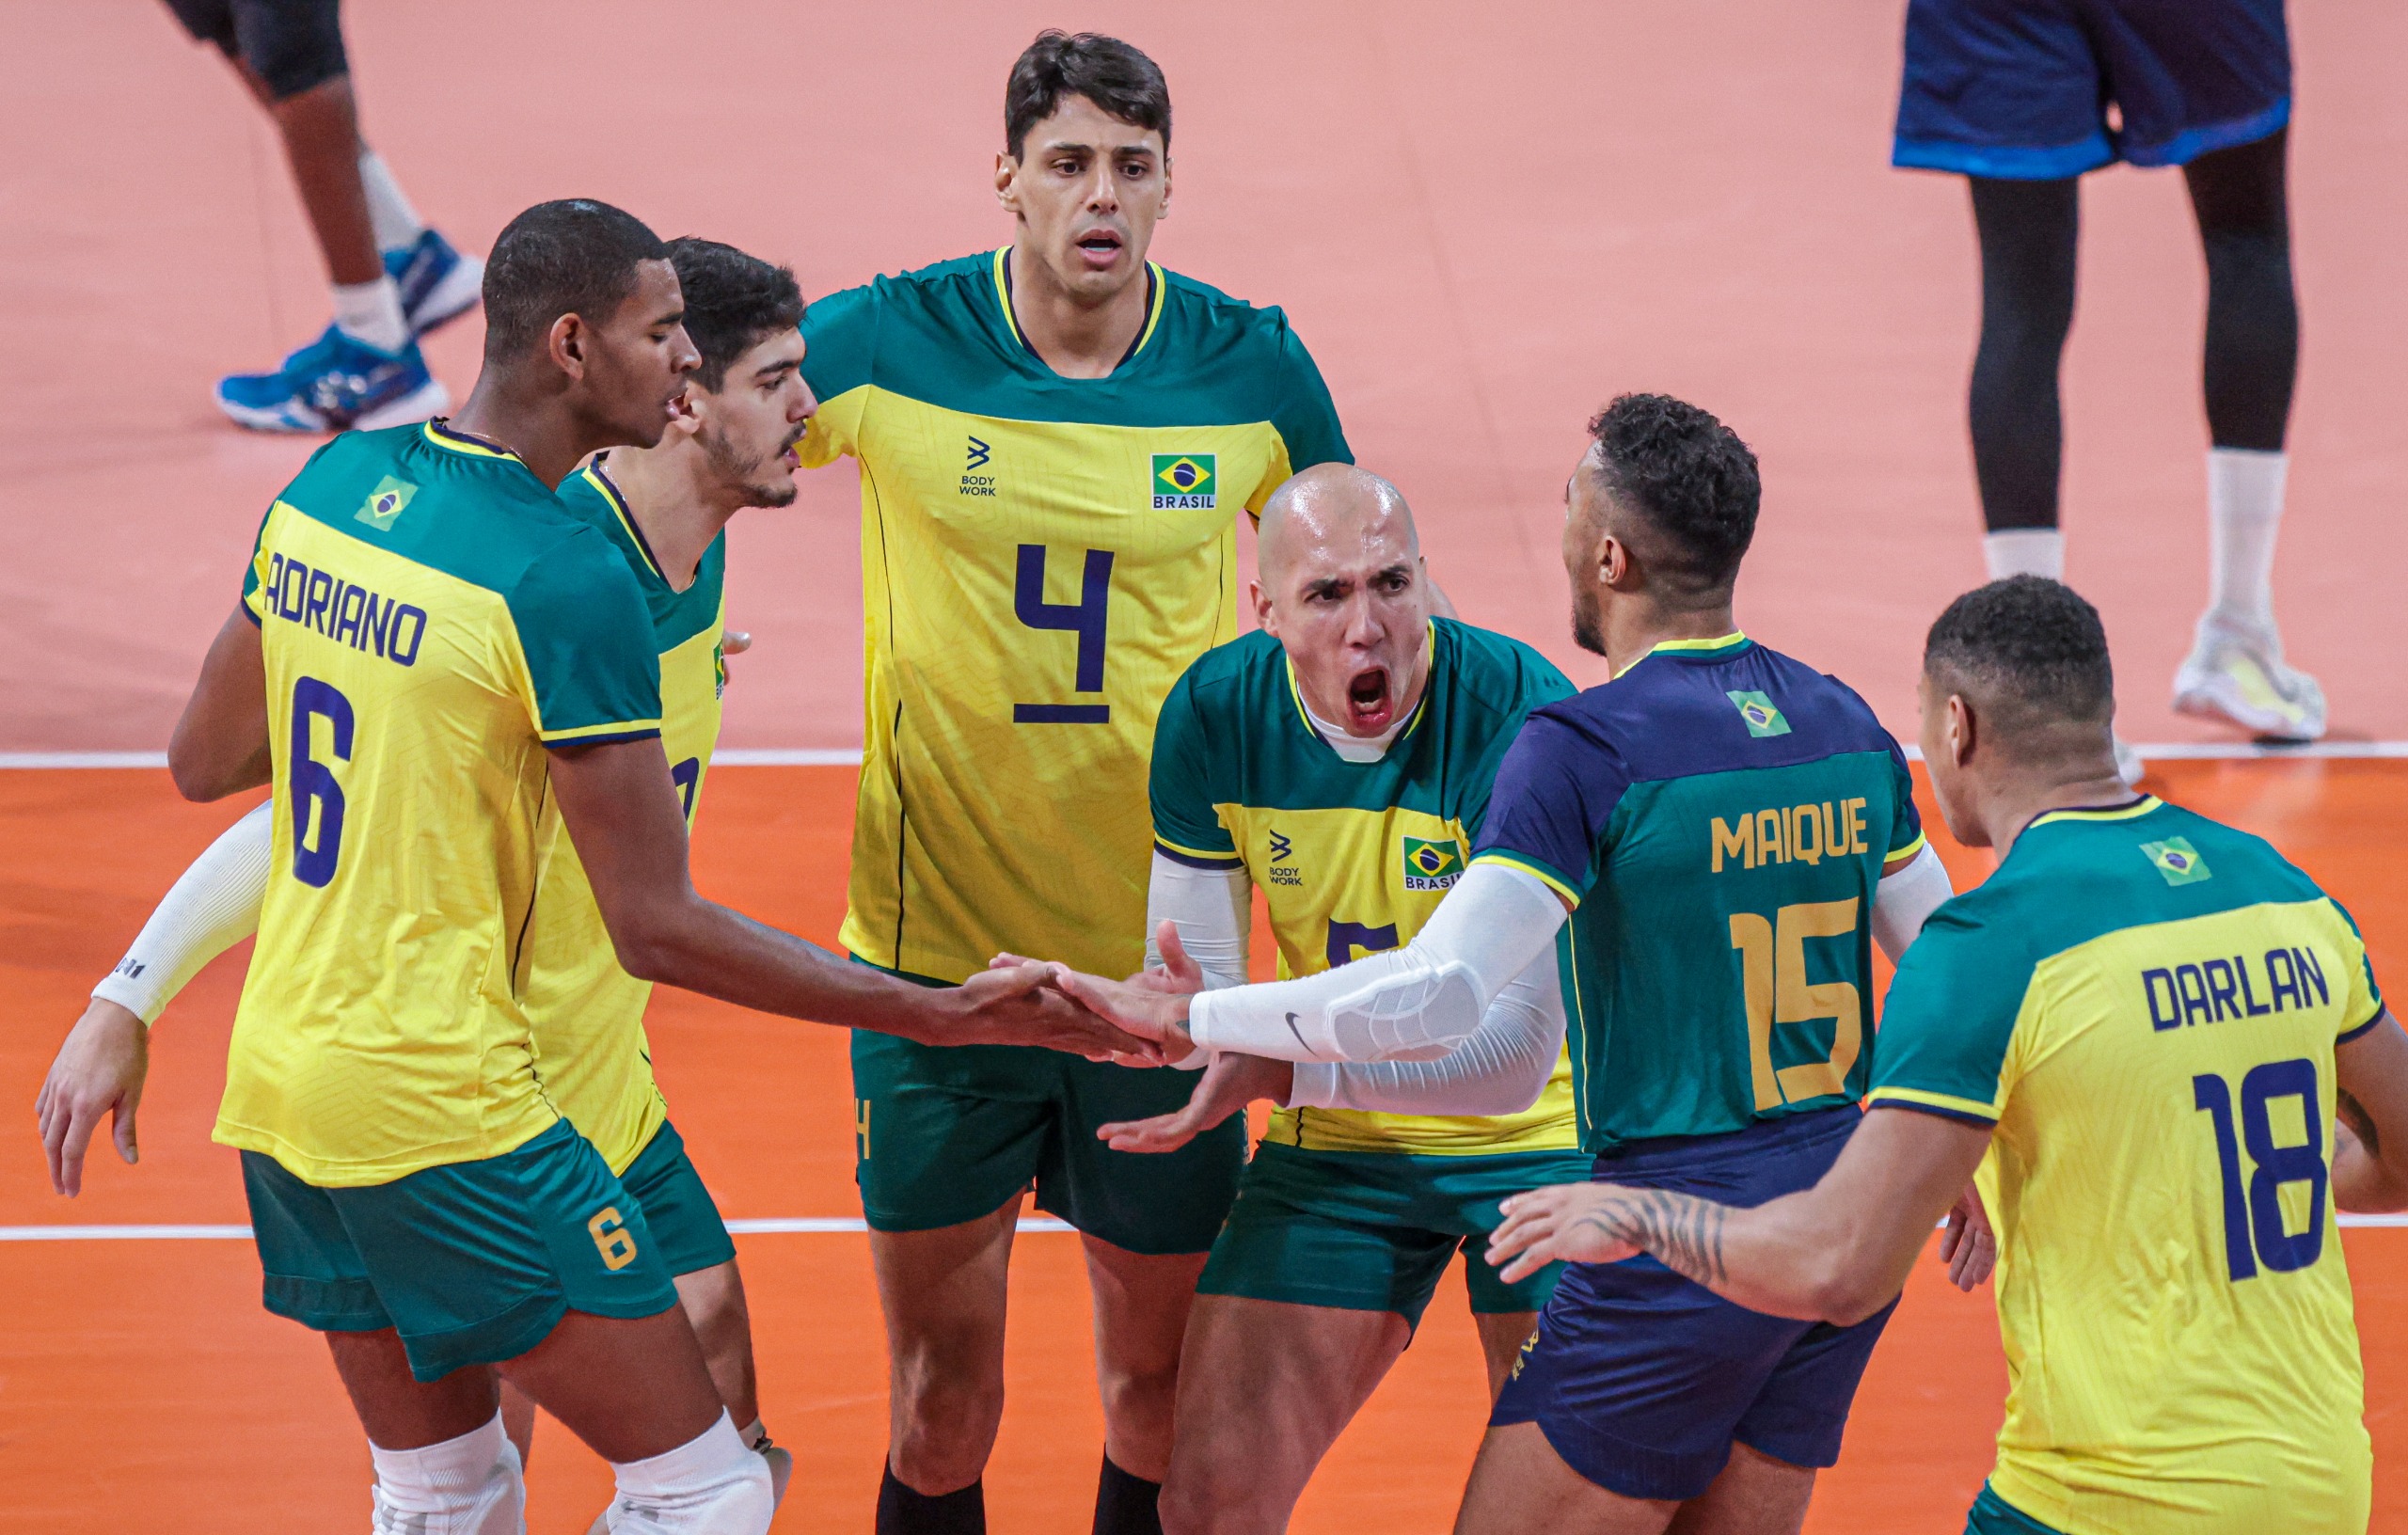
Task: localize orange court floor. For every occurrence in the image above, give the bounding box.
[4,758,2406,1533]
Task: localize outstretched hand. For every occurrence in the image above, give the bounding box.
[36,998,150,1196]
[945,960,1164,1063]
[1099,1052,1292,1153]
[1939,1180,1996,1291]
[993,921,1208,1064]
[1485,1180,1659,1285]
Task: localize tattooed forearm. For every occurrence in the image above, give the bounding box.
[2339,1089,2380,1157]
[1573,1189,1729,1287]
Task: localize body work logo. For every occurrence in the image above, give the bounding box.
[1402,836,1465,892]
[1727,689,1790,738]
[2142,836,2212,887]
[961,435,996,498]
[1267,828,1300,886]
[356,476,417,530]
[1152,453,1217,510]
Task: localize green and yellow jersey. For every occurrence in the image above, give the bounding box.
[220,422,663,1187]
[1152,620,1578,1154]
[511,455,728,1176]
[1870,797,2383,1535]
[799,250,1351,984]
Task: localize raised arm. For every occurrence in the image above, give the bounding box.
[1487,1105,1993,1323]
[547,736,1149,1058]
[1291,942,1565,1117]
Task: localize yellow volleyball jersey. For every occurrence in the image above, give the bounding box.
[511,458,728,1175]
[1151,621,1580,1154]
[219,422,664,1186]
[799,250,1351,983]
[1869,798,2383,1534]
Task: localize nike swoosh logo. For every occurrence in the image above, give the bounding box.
[1283,1012,1309,1052]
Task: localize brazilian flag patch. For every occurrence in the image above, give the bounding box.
[1402,836,1465,891]
[1727,689,1790,738]
[1151,452,1217,510]
[355,475,418,530]
[2142,836,2212,886]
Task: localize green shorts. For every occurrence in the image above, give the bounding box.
[621,1119,736,1277]
[850,1012,1244,1256]
[1964,1484,2066,1535]
[1196,1142,1592,1327]
[241,1118,681,1382]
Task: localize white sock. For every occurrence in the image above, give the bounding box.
[1983,528,2065,582]
[608,1411,773,1533]
[2206,447,2288,633]
[357,150,427,256]
[369,1411,525,1535]
[332,277,411,354]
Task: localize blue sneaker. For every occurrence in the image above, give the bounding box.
[386,228,484,336]
[214,324,451,434]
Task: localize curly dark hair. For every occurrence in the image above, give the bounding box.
[482,198,666,361]
[1005,30,1170,158]
[664,238,805,392]
[1586,393,1761,601]
[1924,576,2115,736]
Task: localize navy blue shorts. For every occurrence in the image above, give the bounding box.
[1894,0,2290,179]
[1488,1107,1895,1502]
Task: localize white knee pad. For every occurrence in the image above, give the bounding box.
[370,1411,525,1535]
[606,1412,774,1534]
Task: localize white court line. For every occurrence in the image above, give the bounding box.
[5,1213,2401,1242]
[13,744,2408,770]
[0,1216,1077,1242]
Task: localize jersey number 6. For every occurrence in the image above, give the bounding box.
[289,676,355,888]
[1012,544,1113,724]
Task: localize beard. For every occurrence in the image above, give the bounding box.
[1571,583,1607,657]
[700,421,801,509]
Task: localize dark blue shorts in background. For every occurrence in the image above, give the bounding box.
[1488,1106,1894,1502]
[1894,0,2290,179]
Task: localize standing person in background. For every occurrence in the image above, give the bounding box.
[161,0,483,431]
[1893,0,2323,754]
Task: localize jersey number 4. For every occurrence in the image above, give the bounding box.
[2194,1059,2327,1280]
[1012,544,1113,724]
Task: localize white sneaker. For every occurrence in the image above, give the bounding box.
[2172,613,2326,741]
[2113,736,2145,788]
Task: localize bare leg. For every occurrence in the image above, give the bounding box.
[495,1306,724,1464]
[1082,1234,1211,1482]
[498,1378,538,1467]
[226,61,380,287]
[1471,1312,1539,1405]
[868,1196,1022,1494]
[1158,1295,1408,1535]
[323,1329,499,1448]
[1663,1444,1814,1535]
[1453,1420,1676,1535]
[675,1258,761,1429]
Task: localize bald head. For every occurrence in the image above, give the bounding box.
[1258,464,1420,591]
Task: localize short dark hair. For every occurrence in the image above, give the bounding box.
[1586,393,1761,601]
[481,198,667,360]
[1924,576,2116,741]
[1005,31,1171,159]
[664,238,806,392]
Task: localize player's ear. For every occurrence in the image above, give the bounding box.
[547,313,588,382]
[1946,691,1977,768]
[994,151,1019,211]
[1248,577,1276,636]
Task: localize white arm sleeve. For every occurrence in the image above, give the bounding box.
[1290,939,1564,1116]
[1143,852,1251,990]
[88,800,272,1024]
[1187,861,1568,1062]
[1870,843,1953,963]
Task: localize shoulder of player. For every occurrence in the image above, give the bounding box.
[1168,629,1285,730]
[1431,620,1573,723]
[277,424,578,578]
[1152,265,1307,358]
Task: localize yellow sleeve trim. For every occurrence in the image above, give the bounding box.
[1154,835,1240,862]
[1865,1084,2002,1122]
[1470,851,1581,910]
[540,718,664,744]
[1884,831,1928,867]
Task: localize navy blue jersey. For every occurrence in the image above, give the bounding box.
[1471,634,1923,1152]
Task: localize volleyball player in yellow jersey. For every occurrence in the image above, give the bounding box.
[1488,577,2408,1535]
[797,32,1377,1533]
[38,202,1134,1535]
[44,237,825,1519]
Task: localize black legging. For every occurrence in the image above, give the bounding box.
[1967,127,2298,531]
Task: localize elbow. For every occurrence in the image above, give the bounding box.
[604,910,691,987]
[1802,1252,1899,1327]
[168,750,232,803]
